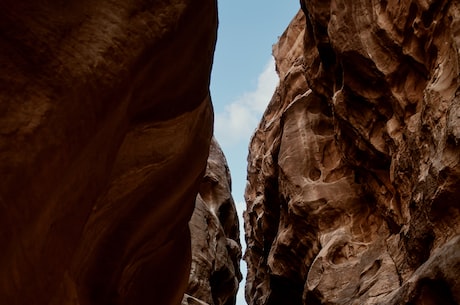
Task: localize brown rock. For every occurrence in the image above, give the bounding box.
[0,1,217,305]
[245,11,311,305]
[183,138,242,305]
[245,1,460,305]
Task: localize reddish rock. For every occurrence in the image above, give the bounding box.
[245,1,460,304]
[0,1,217,305]
[183,138,242,305]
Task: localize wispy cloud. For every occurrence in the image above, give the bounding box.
[214,58,278,305]
[214,57,278,147]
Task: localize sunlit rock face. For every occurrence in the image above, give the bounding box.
[0,1,217,305]
[245,1,460,304]
[183,138,242,305]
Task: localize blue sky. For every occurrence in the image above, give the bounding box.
[210,1,300,304]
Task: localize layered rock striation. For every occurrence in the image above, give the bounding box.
[0,1,217,305]
[183,138,242,305]
[245,1,460,305]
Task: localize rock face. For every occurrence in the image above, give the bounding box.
[0,1,217,305]
[245,1,460,305]
[183,138,242,305]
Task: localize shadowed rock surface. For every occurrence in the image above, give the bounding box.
[245,2,460,305]
[183,138,242,305]
[0,1,217,305]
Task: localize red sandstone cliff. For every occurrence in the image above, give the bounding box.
[0,1,217,305]
[245,1,460,304]
[183,138,242,305]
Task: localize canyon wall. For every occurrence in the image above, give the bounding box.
[183,138,242,305]
[0,1,218,305]
[245,1,460,304]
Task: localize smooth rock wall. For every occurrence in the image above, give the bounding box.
[0,1,217,305]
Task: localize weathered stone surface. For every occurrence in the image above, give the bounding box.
[244,11,310,305]
[183,138,242,305]
[0,1,217,305]
[245,1,460,305]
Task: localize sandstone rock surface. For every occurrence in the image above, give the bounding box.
[245,1,460,304]
[0,1,217,305]
[183,138,242,305]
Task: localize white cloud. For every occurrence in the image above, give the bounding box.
[215,57,279,147]
[214,58,279,305]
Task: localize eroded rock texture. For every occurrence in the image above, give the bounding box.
[183,138,242,305]
[0,1,217,305]
[245,2,460,305]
